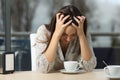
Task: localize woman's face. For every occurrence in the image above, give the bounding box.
[61,25,77,44]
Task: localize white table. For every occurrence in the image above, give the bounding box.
[0,69,113,80]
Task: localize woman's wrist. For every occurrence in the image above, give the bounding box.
[78,31,85,38]
[53,32,61,40]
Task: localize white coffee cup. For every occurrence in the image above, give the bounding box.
[64,61,80,72]
[104,65,120,76]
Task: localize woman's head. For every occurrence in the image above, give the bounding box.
[58,5,82,26]
[47,5,87,36]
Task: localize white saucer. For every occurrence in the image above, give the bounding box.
[106,74,120,79]
[60,69,81,74]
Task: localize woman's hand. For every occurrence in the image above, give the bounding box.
[54,13,72,38]
[72,16,86,37]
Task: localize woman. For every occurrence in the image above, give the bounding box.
[35,5,97,73]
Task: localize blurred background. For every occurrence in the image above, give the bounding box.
[0,0,120,71]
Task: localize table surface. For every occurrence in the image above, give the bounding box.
[0,69,115,80]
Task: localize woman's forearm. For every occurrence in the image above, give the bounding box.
[79,33,92,61]
[44,33,60,62]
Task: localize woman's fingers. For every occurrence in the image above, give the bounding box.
[59,14,64,21]
[77,16,86,22]
[62,15,70,23]
[57,14,71,26]
[73,16,86,27]
[56,14,86,28]
[56,13,61,21]
[72,23,77,29]
[64,20,72,27]
[74,17,80,24]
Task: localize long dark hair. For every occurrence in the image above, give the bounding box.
[43,5,88,53]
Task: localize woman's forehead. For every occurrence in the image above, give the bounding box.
[64,25,76,34]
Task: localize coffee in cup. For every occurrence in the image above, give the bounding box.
[64,61,80,72]
[104,65,120,76]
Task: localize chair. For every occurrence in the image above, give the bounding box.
[30,33,37,71]
[93,47,113,69]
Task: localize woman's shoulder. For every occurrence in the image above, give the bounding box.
[37,25,51,35]
[36,25,51,40]
[37,25,48,33]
